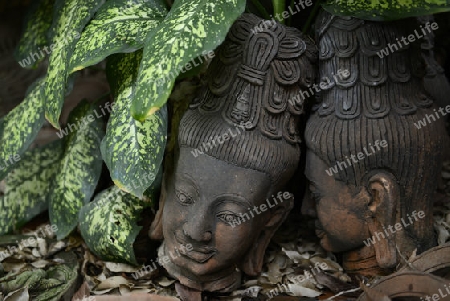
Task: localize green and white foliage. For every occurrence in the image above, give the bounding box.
[0,79,46,181]
[14,0,55,69]
[49,100,105,239]
[102,52,168,197]
[44,0,104,128]
[79,185,150,264]
[323,0,450,20]
[131,0,246,120]
[0,140,64,235]
[69,0,168,73]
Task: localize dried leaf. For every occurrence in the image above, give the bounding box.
[97,276,129,290]
[72,281,91,301]
[286,283,322,297]
[267,254,288,283]
[31,259,49,269]
[105,262,139,273]
[156,276,176,287]
[4,288,29,301]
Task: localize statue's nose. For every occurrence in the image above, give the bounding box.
[182,215,213,242]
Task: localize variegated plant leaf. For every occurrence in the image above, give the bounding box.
[102,52,167,197]
[44,0,104,128]
[78,185,149,264]
[69,0,168,73]
[143,164,162,202]
[14,0,55,69]
[34,265,78,301]
[0,264,77,300]
[0,118,4,142]
[0,270,45,292]
[322,0,450,21]
[130,0,245,121]
[0,140,64,235]
[49,100,105,240]
[0,78,46,181]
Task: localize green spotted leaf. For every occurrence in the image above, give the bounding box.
[322,0,450,21]
[0,270,46,292]
[34,265,78,301]
[102,52,167,197]
[69,0,168,73]
[0,140,64,235]
[14,0,55,69]
[0,78,46,180]
[49,100,105,240]
[78,185,149,264]
[0,263,78,300]
[131,0,245,121]
[44,0,104,128]
[143,164,162,201]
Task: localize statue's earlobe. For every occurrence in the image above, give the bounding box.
[366,173,399,268]
[239,194,294,275]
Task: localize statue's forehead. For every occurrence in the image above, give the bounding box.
[173,148,271,202]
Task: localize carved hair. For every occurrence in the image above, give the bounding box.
[305,11,446,251]
[178,13,317,188]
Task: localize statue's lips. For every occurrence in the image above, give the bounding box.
[181,248,216,263]
[174,231,217,263]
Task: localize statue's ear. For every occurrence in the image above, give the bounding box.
[149,176,168,240]
[239,193,294,276]
[366,173,399,268]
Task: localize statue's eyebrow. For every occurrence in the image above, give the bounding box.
[214,194,252,208]
[175,173,200,192]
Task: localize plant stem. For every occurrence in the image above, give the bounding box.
[273,0,286,24]
[302,0,322,34]
[249,0,271,19]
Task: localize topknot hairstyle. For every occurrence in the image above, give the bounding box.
[178,13,317,188]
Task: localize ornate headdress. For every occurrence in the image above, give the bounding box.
[179,13,317,187]
[305,11,446,251]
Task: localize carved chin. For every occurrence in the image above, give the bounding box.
[158,242,242,292]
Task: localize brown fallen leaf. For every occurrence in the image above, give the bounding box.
[314,271,355,293]
[72,281,91,301]
[4,287,29,301]
[93,294,179,301]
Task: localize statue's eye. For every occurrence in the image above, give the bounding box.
[175,189,194,205]
[217,211,240,225]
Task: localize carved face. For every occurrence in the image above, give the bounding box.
[162,147,272,278]
[303,150,371,253]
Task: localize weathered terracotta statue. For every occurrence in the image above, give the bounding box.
[303,11,447,276]
[150,13,317,292]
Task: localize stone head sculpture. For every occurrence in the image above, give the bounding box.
[150,13,317,292]
[303,11,446,276]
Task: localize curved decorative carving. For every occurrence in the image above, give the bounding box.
[313,11,434,119]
